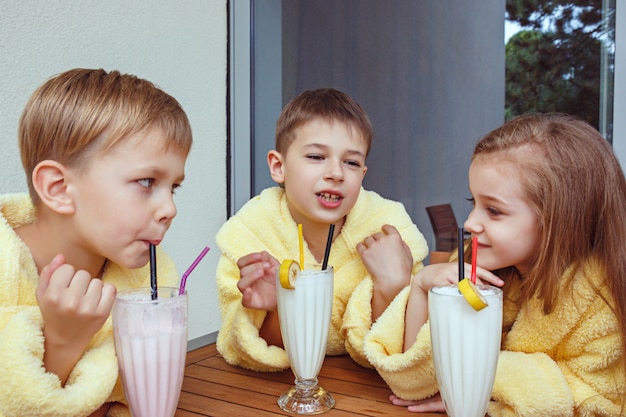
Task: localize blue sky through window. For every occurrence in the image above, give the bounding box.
[505,20,521,43]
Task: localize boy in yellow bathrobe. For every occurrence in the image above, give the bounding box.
[0,69,192,417]
[215,88,428,371]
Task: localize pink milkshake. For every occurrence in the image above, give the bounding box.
[113,287,188,417]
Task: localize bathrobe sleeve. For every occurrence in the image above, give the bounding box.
[0,248,179,417]
[0,309,122,417]
[360,286,439,400]
[214,251,290,371]
[0,194,178,417]
[214,189,295,371]
[340,196,428,369]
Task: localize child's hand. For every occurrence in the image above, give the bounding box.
[36,254,116,385]
[389,393,446,413]
[412,262,504,294]
[358,224,413,291]
[237,251,280,311]
[357,225,413,320]
[404,262,503,350]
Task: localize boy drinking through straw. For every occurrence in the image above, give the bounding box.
[0,68,192,417]
[215,88,428,371]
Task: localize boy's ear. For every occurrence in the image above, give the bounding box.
[32,160,76,215]
[267,150,286,184]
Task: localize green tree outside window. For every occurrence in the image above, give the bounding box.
[505,0,615,141]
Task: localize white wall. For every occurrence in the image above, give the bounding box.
[0,0,226,345]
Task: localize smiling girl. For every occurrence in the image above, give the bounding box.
[363,113,626,416]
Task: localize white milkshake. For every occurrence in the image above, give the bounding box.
[276,267,335,414]
[429,284,502,417]
[113,287,188,417]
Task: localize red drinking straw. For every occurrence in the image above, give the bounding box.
[471,237,478,284]
[179,246,210,295]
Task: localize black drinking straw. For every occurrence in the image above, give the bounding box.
[149,243,158,300]
[321,224,335,270]
[457,227,464,282]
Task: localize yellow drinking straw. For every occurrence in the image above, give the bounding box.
[298,223,304,270]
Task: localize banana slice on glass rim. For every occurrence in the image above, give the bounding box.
[458,278,489,311]
[279,260,300,289]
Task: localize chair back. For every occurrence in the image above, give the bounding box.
[425,204,459,252]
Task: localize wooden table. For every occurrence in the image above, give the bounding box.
[176,344,444,416]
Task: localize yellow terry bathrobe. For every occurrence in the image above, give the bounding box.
[0,194,179,417]
[364,258,625,416]
[215,186,428,371]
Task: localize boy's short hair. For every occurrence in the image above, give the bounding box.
[18,68,193,204]
[275,88,373,156]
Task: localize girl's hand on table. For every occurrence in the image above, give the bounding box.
[237,251,280,310]
[413,262,503,294]
[390,393,446,413]
[404,262,503,351]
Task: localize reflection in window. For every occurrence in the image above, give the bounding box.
[505,0,615,142]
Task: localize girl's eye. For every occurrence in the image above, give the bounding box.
[345,160,362,168]
[487,206,501,216]
[137,178,154,188]
[306,154,324,161]
[467,197,500,216]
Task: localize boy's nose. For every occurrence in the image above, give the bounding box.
[157,193,177,223]
[325,160,344,181]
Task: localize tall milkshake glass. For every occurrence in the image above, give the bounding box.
[113,287,188,417]
[276,267,335,414]
[429,284,502,417]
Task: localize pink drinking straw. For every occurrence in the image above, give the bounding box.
[470,237,478,284]
[179,246,210,295]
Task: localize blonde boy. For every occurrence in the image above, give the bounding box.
[0,68,192,417]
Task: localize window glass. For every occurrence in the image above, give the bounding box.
[505,0,615,141]
[232,0,618,245]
